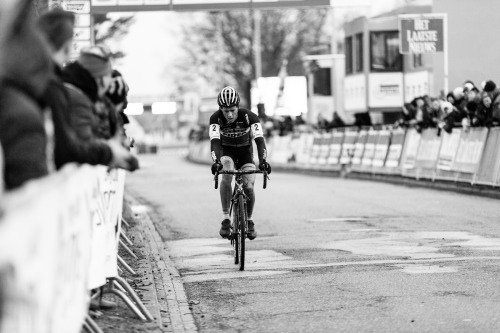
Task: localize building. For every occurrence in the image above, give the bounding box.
[342,0,500,124]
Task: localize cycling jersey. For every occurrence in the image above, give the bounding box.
[209,108,267,166]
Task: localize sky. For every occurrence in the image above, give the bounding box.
[108,0,430,100]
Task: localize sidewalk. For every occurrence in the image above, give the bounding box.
[93,194,197,333]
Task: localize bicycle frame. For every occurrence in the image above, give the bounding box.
[214,169,269,270]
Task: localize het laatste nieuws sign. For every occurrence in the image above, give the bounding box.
[399,15,445,54]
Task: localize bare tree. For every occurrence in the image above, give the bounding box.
[180,8,330,100]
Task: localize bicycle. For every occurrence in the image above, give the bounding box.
[214,169,269,271]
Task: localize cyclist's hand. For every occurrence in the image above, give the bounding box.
[211,160,223,175]
[259,160,272,174]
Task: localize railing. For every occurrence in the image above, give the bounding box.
[188,126,500,187]
[0,165,151,333]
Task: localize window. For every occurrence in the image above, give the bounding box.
[370,31,402,72]
[345,36,353,74]
[413,53,423,68]
[313,67,332,96]
[355,33,363,72]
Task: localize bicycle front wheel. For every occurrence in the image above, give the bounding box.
[238,195,247,271]
[232,202,239,265]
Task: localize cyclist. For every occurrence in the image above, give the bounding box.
[209,86,271,240]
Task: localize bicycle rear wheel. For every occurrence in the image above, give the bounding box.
[238,195,247,271]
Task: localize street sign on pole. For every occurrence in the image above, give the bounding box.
[399,14,445,54]
[399,13,448,95]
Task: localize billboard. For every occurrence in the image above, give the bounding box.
[91,0,331,13]
[399,14,446,54]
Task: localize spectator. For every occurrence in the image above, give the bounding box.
[0,0,53,190]
[395,103,416,128]
[62,45,114,140]
[316,113,329,131]
[329,111,345,129]
[106,69,133,147]
[428,97,444,127]
[412,97,432,132]
[37,9,138,171]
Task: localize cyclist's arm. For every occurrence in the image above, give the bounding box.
[209,115,222,162]
[248,112,267,163]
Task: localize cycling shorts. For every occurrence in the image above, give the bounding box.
[221,145,254,170]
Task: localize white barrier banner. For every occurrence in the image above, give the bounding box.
[271,136,292,164]
[385,129,406,168]
[351,130,368,165]
[327,132,344,165]
[437,129,461,170]
[402,129,421,169]
[87,168,125,289]
[372,130,391,167]
[318,133,332,165]
[309,134,322,165]
[339,131,358,165]
[0,165,94,333]
[452,128,488,173]
[361,130,379,166]
[295,133,314,164]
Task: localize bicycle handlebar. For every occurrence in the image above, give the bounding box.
[214,170,269,189]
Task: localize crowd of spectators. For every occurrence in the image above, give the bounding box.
[395,80,500,134]
[0,1,138,193]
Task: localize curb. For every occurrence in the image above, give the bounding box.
[127,194,198,333]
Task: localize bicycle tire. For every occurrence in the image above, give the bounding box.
[232,201,239,265]
[238,195,246,271]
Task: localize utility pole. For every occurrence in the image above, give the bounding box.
[250,0,262,80]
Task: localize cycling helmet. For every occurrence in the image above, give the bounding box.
[217,86,240,107]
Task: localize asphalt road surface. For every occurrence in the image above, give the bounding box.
[126,152,500,333]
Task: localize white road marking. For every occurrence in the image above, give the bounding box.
[167,230,500,280]
[308,217,367,223]
[182,270,291,283]
[322,231,500,259]
[130,205,150,214]
[392,264,459,274]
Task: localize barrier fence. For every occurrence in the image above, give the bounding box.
[0,165,149,333]
[188,125,500,188]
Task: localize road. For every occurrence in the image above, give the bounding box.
[126,152,500,333]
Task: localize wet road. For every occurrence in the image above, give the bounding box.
[126,152,500,332]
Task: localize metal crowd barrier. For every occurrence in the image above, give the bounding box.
[0,165,152,333]
[187,125,500,188]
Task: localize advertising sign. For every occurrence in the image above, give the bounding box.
[399,14,445,54]
[368,73,404,108]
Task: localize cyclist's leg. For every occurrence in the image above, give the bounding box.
[220,155,235,218]
[239,162,256,219]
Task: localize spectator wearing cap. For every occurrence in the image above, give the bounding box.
[105,69,132,148]
[0,0,53,190]
[37,9,138,171]
[62,45,114,141]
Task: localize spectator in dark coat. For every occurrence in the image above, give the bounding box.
[62,47,113,141]
[396,103,416,128]
[329,111,345,129]
[0,0,53,190]
[37,9,138,171]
